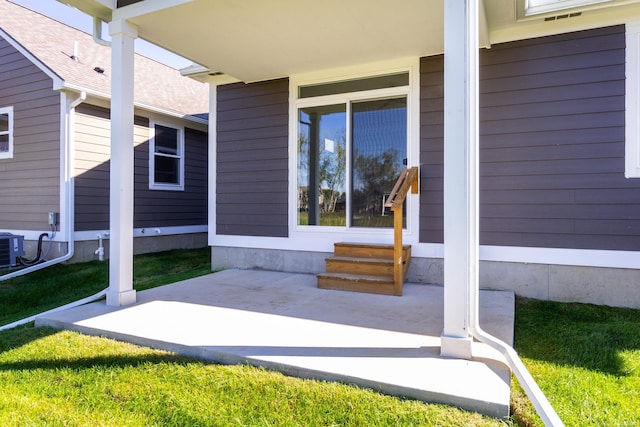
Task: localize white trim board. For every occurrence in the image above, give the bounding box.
[210,232,639,270]
[75,225,207,241]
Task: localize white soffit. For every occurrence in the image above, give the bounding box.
[117,0,446,83]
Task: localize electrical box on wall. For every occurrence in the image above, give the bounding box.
[48,212,58,226]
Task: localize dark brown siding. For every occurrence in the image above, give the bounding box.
[134,125,208,228]
[216,79,289,237]
[74,104,208,231]
[0,36,60,230]
[420,55,445,244]
[421,25,640,251]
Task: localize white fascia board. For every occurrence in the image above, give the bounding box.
[60,82,207,126]
[57,0,115,22]
[0,29,64,90]
[113,0,196,21]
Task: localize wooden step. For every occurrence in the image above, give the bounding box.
[325,256,394,276]
[317,273,396,296]
[334,242,411,260]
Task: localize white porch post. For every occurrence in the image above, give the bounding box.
[106,19,138,307]
[441,0,479,359]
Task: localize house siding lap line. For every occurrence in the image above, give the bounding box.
[214,25,638,255]
[74,103,208,232]
[216,79,289,238]
[0,36,61,231]
[421,24,639,252]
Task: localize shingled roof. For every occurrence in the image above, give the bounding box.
[0,0,208,121]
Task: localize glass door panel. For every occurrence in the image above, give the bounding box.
[351,97,407,228]
[298,104,347,226]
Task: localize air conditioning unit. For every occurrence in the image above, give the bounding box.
[0,233,24,268]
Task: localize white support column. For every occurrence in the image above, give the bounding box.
[106,19,138,307]
[441,0,479,359]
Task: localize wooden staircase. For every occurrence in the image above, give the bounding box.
[317,167,419,297]
[317,242,412,296]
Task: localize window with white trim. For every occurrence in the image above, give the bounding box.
[0,106,14,159]
[296,72,410,228]
[525,0,612,16]
[626,22,640,178]
[149,123,185,190]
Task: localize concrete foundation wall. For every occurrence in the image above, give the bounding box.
[212,246,640,309]
[19,233,208,264]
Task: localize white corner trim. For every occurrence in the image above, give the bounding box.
[626,21,640,178]
[208,84,218,246]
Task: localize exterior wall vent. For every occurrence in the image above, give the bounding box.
[0,233,25,268]
[544,12,582,21]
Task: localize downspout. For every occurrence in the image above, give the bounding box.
[469,313,564,426]
[93,17,111,47]
[0,288,107,331]
[0,91,86,281]
[441,1,562,424]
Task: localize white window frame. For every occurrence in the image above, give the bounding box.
[149,121,185,190]
[0,106,14,160]
[525,0,612,16]
[288,58,421,248]
[626,21,640,178]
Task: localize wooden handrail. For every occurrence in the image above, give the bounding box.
[384,167,419,296]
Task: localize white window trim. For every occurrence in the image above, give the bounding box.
[149,121,185,191]
[0,106,14,160]
[288,58,421,244]
[626,21,640,178]
[525,0,612,16]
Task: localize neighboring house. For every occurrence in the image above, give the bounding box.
[0,0,209,263]
[63,0,640,311]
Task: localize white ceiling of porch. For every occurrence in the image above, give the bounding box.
[121,0,455,82]
[62,0,640,83]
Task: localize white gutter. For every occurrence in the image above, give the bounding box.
[0,288,107,331]
[0,91,86,281]
[60,83,208,127]
[92,16,111,47]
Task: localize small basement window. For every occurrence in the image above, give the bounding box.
[149,123,184,190]
[0,106,14,160]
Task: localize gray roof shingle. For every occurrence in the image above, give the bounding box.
[0,0,209,121]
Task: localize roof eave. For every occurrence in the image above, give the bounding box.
[60,82,208,126]
[56,0,115,22]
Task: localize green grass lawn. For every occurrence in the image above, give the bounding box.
[1,248,639,426]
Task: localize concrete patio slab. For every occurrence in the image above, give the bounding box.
[35,269,514,418]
